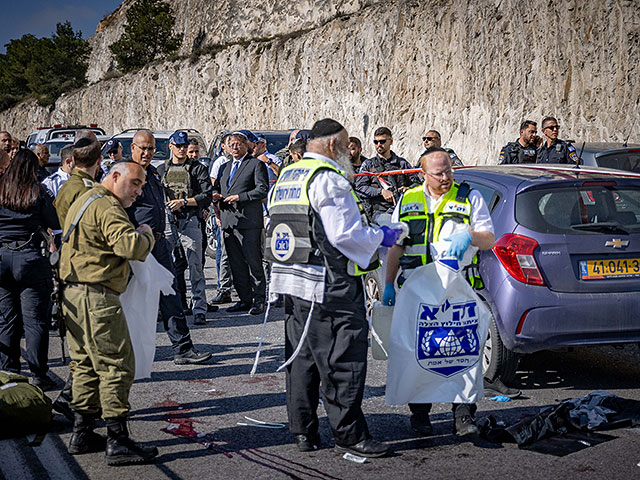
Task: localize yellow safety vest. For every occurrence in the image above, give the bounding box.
[266,157,379,276]
[398,182,483,288]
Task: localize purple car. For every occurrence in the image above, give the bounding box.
[454,164,640,384]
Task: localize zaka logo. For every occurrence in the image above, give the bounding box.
[415,299,480,377]
[271,223,295,262]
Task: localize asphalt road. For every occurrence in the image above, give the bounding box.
[2,257,640,480]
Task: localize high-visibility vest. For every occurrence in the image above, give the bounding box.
[266,157,379,276]
[398,182,483,288]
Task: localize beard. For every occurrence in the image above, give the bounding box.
[334,144,355,181]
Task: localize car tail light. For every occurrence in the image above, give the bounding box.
[53,124,62,128]
[493,234,546,286]
[89,123,98,127]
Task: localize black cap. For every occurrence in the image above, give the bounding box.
[309,118,344,140]
[73,137,94,149]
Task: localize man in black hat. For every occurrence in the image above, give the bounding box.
[266,118,401,458]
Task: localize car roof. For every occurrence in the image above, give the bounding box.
[573,142,640,153]
[456,164,640,191]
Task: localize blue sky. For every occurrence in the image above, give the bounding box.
[0,0,124,53]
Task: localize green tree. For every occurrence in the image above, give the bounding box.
[109,0,181,73]
[0,22,90,109]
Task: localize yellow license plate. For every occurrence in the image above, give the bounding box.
[579,258,640,280]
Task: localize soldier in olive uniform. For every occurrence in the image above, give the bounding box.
[537,116,579,164]
[498,120,540,164]
[51,137,103,421]
[157,131,212,324]
[61,161,158,465]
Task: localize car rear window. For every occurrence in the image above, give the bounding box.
[596,151,640,173]
[46,141,71,156]
[516,185,640,234]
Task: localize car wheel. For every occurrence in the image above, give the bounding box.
[364,272,382,319]
[483,316,520,385]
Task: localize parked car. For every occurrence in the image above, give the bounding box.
[43,138,74,175]
[451,164,640,383]
[569,142,640,173]
[26,124,106,149]
[107,128,206,169]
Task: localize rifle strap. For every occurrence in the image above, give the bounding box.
[61,194,105,244]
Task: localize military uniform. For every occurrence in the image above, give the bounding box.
[60,184,154,419]
[498,141,538,164]
[54,169,96,227]
[157,159,212,318]
[537,139,579,164]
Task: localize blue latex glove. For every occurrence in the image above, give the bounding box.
[382,283,396,306]
[380,226,401,247]
[443,231,472,260]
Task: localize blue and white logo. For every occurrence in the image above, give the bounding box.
[415,299,480,377]
[271,223,295,262]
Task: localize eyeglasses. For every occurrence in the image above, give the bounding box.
[132,143,155,152]
[373,139,387,145]
[426,169,453,179]
[422,136,440,142]
[544,125,560,131]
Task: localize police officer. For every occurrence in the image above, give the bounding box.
[157,131,213,324]
[498,120,540,164]
[60,161,158,464]
[383,147,496,437]
[267,118,401,458]
[537,116,579,164]
[0,149,59,389]
[422,129,464,167]
[128,130,211,363]
[100,138,124,178]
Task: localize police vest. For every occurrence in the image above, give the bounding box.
[266,158,379,276]
[162,161,193,200]
[398,182,483,288]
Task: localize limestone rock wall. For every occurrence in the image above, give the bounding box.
[3,0,639,165]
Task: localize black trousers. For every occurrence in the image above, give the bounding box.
[153,238,193,354]
[0,247,52,376]
[223,227,265,305]
[286,292,370,446]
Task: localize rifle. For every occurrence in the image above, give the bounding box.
[51,263,67,365]
[165,198,188,272]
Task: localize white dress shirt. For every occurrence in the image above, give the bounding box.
[306,153,384,269]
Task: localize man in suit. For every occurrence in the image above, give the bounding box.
[212,132,269,315]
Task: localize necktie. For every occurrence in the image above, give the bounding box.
[227,160,239,187]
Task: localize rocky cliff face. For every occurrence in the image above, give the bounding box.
[3,0,639,164]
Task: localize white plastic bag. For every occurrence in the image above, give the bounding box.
[120,255,175,379]
[385,258,489,405]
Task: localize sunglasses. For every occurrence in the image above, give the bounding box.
[545,125,560,131]
[422,136,440,142]
[172,143,188,149]
[373,139,387,145]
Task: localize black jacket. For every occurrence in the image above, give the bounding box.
[213,155,269,230]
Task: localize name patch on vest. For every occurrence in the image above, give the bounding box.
[273,185,302,202]
[271,223,296,261]
[443,202,470,216]
[278,167,311,183]
[401,202,424,214]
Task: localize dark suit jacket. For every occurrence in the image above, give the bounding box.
[213,155,269,230]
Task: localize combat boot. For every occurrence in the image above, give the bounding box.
[105,418,158,466]
[68,412,106,455]
[52,374,74,422]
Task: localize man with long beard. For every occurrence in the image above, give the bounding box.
[266,118,402,458]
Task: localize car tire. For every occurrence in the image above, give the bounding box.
[483,316,520,385]
[205,214,217,260]
[364,271,383,320]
